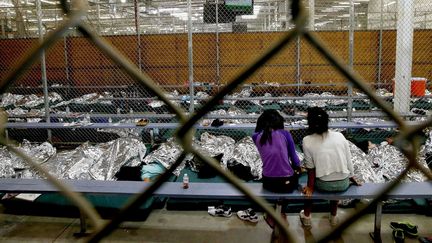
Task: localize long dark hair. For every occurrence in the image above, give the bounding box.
[307,107,329,135]
[255,109,284,145]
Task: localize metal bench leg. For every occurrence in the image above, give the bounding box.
[73,210,91,237]
[369,201,382,243]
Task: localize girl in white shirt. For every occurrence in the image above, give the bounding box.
[299,107,361,227]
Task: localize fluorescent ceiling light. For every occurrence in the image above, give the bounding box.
[0,2,13,7]
[172,12,188,21]
[321,9,338,13]
[160,8,181,13]
[41,0,57,5]
[315,21,332,26]
[42,18,61,21]
[242,14,258,19]
[385,1,396,6]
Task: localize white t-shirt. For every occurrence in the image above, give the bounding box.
[302,130,354,181]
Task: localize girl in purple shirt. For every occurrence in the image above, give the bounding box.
[251,109,301,228]
[253,109,301,193]
[237,109,300,226]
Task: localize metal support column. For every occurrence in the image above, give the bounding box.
[268,2,271,30]
[187,0,194,113]
[63,36,70,98]
[36,0,51,142]
[97,0,101,33]
[394,0,414,113]
[377,0,383,85]
[285,0,289,30]
[370,201,383,243]
[308,0,314,30]
[216,0,220,89]
[296,36,301,96]
[134,0,142,71]
[347,0,354,122]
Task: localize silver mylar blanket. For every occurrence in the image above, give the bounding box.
[367,144,428,182]
[0,140,56,179]
[0,138,145,180]
[189,132,235,171]
[142,138,188,176]
[228,136,263,180]
[348,141,385,183]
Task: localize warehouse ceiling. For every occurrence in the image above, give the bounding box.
[0,0,428,37]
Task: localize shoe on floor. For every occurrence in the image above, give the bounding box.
[237,208,259,223]
[299,210,311,228]
[392,229,405,243]
[390,221,418,237]
[329,214,338,226]
[419,236,432,243]
[208,205,232,217]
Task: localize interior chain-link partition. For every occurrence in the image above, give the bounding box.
[1,0,432,242]
[2,0,432,147]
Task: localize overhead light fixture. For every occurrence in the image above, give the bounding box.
[41,0,57,5]
[385,1,396,6]
[0,2,13,7]
[242,15,258,19]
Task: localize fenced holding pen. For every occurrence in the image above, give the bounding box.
[0,0,432,242]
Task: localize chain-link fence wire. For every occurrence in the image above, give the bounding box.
[1,0,432,242]
[2,0,432,144]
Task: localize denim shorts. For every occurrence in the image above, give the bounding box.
[315,177,349,192]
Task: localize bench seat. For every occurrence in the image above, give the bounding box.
[0,178,430,242]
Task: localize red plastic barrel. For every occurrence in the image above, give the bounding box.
[411,77,427,97]
[392,77,427,97]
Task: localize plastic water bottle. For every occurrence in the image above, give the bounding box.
[85,112,91,123]
[182,173,189,189]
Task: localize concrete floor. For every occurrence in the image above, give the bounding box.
[0,205,430,243]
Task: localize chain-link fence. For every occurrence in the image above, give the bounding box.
[1,0,432,146]
[0,0,432,242]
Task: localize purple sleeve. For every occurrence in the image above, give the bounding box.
[251,132,260,144]
[282,130,301,167]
